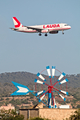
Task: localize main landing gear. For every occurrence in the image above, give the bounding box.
[62,31,64,34]
[39,33,42,36]
[38,33,48,36]
[45,33,48,36]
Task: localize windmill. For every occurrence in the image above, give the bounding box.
[11,66,69,108]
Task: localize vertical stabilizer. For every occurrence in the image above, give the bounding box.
[12,17,23,28]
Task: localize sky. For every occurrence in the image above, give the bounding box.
[0,0,80,75]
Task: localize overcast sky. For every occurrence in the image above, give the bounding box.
[0,0,80,75]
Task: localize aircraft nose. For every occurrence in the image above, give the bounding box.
[69,26,71,29]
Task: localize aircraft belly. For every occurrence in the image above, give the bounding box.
[48,27,69,32]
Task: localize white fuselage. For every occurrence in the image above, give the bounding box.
[11,17,71,35]
[15,23,71,33]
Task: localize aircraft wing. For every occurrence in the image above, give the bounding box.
[25,26,42,32]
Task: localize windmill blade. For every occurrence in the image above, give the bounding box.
[57,72,66,81]
[39,94,45,102]
[34,79,45,84]
[44,96,48,103]
[46,66,51,78]
[59,90,68,95]
[39,89,49,102]
[37,72,46,81]
[35,90,45,96]
[58,93,66,101]
[11,81,32,95]
[59,78,68,84]
[52,66,55,78]
[54,97,57,108]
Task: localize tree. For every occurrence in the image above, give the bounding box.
[0,109,24,120]
[77,105,80,108]
[30,117,50,120]
[69,109,80,120]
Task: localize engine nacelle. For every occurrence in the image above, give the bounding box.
[49,31,58,34]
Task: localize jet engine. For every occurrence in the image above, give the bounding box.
[49,31,58,34]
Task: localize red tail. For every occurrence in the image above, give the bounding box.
[12,17,22,28]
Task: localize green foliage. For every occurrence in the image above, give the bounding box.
[30,117,50,120]
[29,93,34,99]
[6,98,9,100]
[32,100,38,105]
[5,101,9,106]
[21,99,30,104]
[10,98,21,105]
[0,114,24,120]
[69,109,80,120]
[66,100,70,103]
[0,97,4,101]
[77,105,80,108]
[0,109,24,120]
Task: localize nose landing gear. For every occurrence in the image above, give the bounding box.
[62,31,64,34]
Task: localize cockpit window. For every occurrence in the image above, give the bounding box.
[64,24,68,26]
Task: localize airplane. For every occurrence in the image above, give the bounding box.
[10,17,71,36]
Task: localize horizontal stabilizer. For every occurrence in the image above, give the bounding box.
[10,28,18,31]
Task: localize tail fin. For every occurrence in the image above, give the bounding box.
[12,17,23,28]
[11,81,34,96]
[11,81,30,95]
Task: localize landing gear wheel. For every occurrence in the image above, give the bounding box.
[62,31,64,34]
[39,33,42,36]
[45,33,48,36]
